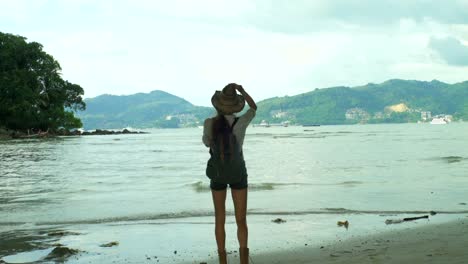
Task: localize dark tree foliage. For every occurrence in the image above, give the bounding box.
[0,32,85,131]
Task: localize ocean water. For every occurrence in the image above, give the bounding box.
[1,123,468,263]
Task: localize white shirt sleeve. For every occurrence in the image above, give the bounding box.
[238,108,256,127]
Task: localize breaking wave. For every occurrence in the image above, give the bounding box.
[188,180,366,192]
[2,209,467,227]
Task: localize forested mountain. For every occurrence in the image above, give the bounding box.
[77,90,212,129]
[77,79,467,129]
[255,79,468,125]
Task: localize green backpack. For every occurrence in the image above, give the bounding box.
[206,117,247,184]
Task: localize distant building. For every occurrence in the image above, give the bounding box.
[374,112,384,119]
[164,113,198,126]
[270,109,289,119]
[173,114,197,125]
[345,108,370,120]
[421,111,431,121]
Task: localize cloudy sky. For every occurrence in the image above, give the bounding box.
[1,0,468,106]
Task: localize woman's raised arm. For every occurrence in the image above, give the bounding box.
[235,85,257,110]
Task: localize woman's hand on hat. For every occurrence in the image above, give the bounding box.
[234,84,257,110]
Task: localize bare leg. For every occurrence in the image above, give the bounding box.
[211,188,227,251]
[231,188,248,248]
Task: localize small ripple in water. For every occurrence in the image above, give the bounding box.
[428,156,465,163]
[441,156,464,163]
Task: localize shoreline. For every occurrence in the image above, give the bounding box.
[1,214,467,263]
[0,128,148,139]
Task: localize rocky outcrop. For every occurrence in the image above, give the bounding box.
[44,246,80,261]
[0,127,148,139]
[82,129,148,136]
[57,128,148,136]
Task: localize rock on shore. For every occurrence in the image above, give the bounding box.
[0,127,148,139]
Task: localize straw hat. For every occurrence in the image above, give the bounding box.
[211,83,245,114]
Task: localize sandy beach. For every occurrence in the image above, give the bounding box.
[208,217,468,264]
[1,215,467,264]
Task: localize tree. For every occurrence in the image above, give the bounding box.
[0,32,85,131]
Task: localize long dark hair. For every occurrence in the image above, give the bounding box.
[211,111,234,161]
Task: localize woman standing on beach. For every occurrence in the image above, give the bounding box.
[203,83,257,264]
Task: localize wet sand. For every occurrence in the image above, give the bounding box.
[247,217,468,264]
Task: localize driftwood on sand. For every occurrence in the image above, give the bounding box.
[386,215,430,225]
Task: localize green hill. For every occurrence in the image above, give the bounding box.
[77,90,213,129]
[254,79,468,125]
[77,79,468,129]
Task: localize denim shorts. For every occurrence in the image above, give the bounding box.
[210,176,248,191]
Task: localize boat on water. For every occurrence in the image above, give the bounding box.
[430,117,448,125]
[254,120,291,127]
[253,120,269,127]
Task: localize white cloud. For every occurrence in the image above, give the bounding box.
[429,36,468,66]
